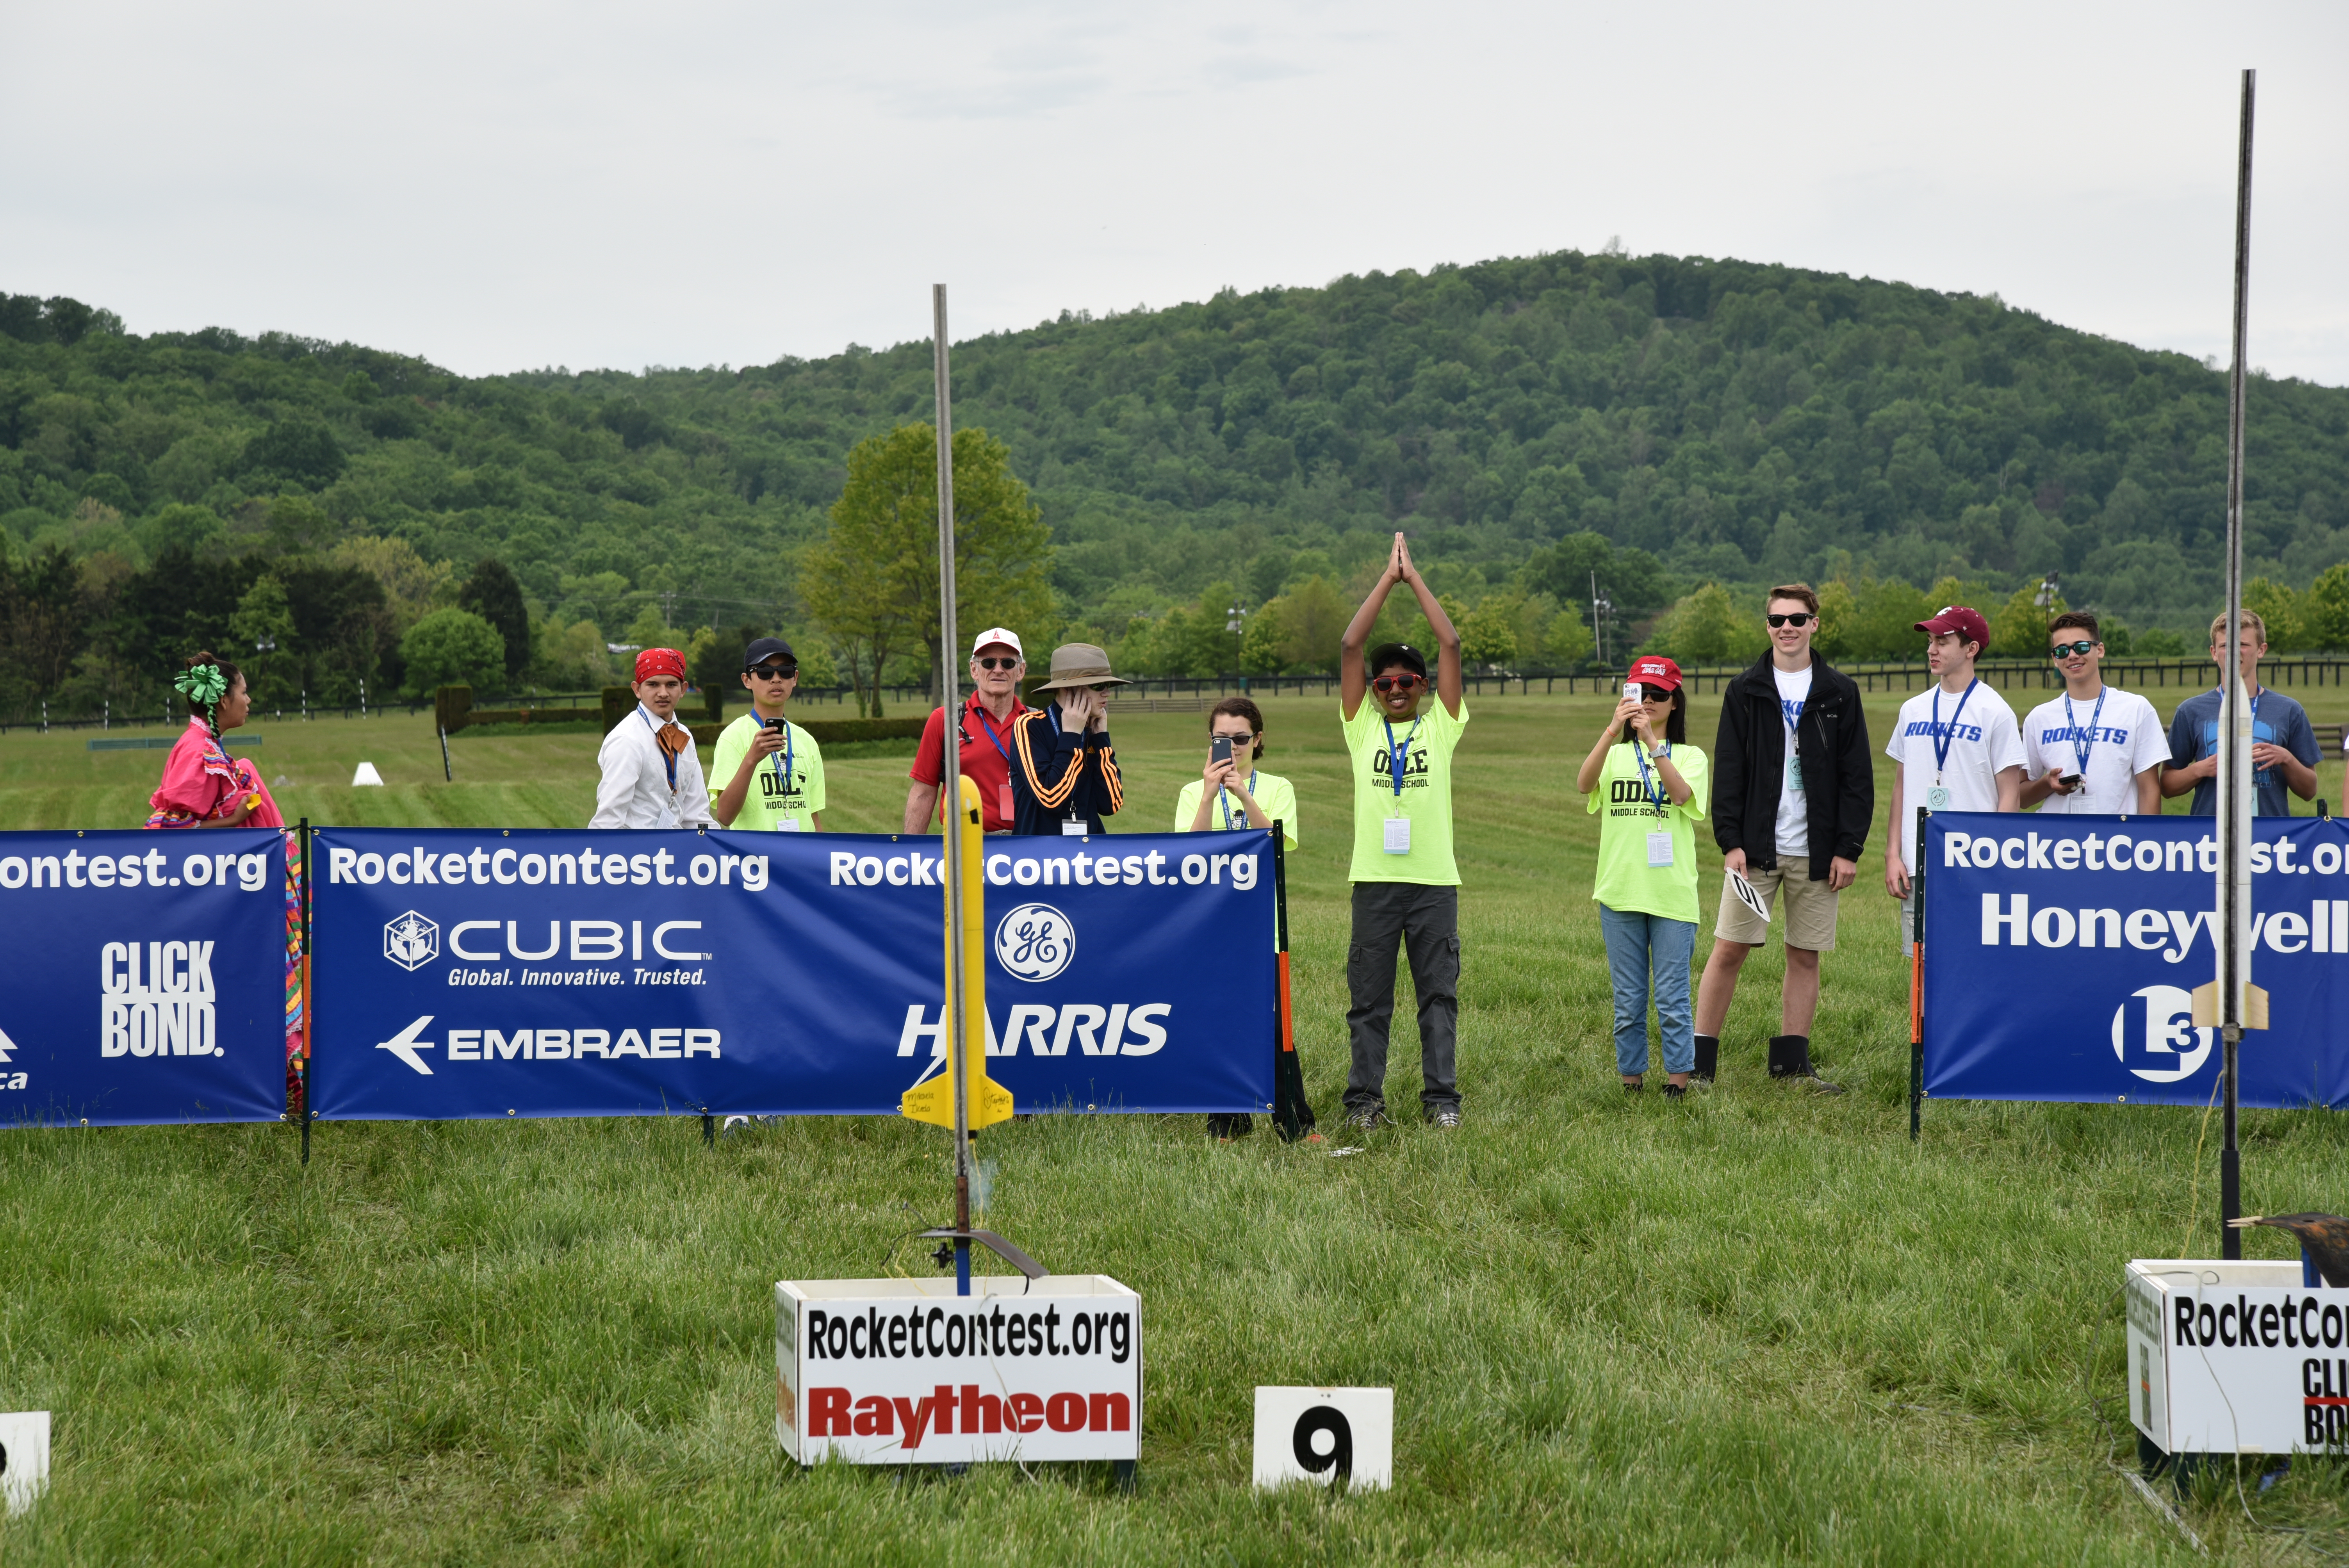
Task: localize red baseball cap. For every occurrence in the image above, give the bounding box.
[1627,655,1682,692]
[1914,605,1990,650]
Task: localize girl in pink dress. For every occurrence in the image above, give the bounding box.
[147,652,302,1112]
[145,653,285,830]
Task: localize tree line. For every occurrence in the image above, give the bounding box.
[4,244,2347,719]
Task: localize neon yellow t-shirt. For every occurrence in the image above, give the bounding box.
[1173,772,1298,849]
[709,713,826,830]
[1342,698,1469,885]
[1585,740,1709,922]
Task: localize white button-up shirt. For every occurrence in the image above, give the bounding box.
[591,705,716,829]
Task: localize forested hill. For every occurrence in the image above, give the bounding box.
[3,248,2347,717]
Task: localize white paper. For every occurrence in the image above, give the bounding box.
[1382,816,1411,854]
[0,1410,49,1517]
[1253,1387,1393,1491]
[1062,820,1090,836]
[1645,832,1674,868]
[1727,869,1771,923]
[779,818,804,832]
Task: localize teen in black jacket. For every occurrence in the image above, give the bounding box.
[1693,589,1874,1088]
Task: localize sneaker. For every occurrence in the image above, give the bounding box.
[1340,1105,1389,1131]
[1804,1073,1847,1096]
[1663,1083,1688,1100]
[1428,1108,1461,1129]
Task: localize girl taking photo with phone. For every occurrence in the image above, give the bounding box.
[1576,656,1709,1097]
[1174,697,1296,849]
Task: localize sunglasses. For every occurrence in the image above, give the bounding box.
[1372,673,1426,693]
[2050,641,2097,659]
[974,657,1022,671]
[1210,731,1255,745]
[1633,684,1675,702]
[1766,612,1814,628]
[745,664,798,680]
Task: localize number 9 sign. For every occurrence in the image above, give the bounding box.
[1253,1387,1392,1491]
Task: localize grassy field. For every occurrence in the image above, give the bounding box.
[4,688,2348,1564]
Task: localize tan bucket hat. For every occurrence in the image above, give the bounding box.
[1030,641,1131,691]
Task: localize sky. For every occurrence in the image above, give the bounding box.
[4,1,2345,383]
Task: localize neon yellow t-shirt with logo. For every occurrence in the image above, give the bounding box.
[709,714,827,830]
[1586,740,1709,922]
[1342,698,1469,885]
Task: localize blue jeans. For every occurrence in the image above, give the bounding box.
[1599,905,1696,1078]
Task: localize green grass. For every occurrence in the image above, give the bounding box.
[4,691,2349,1563]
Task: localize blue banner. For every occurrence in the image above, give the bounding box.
[310,828,1274,1120]
[0,830,291,1126]
[1923,812,2349,1108]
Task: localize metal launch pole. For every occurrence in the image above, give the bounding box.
[934,284,973,1295]
[2218,69,2256,1260]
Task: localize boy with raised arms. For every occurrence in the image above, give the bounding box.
[710,636,826,832]
[1337,533,1467,1131]
[2020,611,2165,816]
[1882,606,2025,951]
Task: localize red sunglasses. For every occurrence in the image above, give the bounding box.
[1371,673,1426,693]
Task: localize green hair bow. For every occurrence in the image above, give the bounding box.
[174,662,228,729]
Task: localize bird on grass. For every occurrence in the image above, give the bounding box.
[2228,1214,2349,1287]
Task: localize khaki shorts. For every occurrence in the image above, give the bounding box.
[1715,860,1840,951]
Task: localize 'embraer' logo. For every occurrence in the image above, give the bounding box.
[378,1015,436,1075]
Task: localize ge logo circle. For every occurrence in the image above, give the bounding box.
[993,903,1074,982]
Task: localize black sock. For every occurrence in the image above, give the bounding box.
[1693,1035,1718,1081]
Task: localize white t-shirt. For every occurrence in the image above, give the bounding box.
[1885,678,2027,872]
[2021,685,2168,815]
[1772,664,1814,858]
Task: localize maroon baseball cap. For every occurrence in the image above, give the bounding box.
[1627,655,1682,692]
[1914,605,1990,650]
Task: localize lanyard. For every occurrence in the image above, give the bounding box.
[1219,773,1256,830]
[768,718,794,795]
[2064,688,2106,777]
[1781,694,1805,753]
[638,707,678,794]
[968,701,1013,762]
[1381,716,1422,801]
[1930,679,1978,784]
[1633,742,1669,815]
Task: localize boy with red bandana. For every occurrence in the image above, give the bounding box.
[592,647,715,829]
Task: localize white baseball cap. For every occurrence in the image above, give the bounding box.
[969,628,1024,659]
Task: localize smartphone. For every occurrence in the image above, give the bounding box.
[1210,735,1234,768]
[2058,773,2082,790]
[1623,682,1642,703]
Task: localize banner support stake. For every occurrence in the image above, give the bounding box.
[1910,807,1926,1142]
[299,816,313,1165]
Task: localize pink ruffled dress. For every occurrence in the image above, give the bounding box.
[144,718,284,830]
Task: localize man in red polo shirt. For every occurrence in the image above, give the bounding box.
[905,627,1029,832]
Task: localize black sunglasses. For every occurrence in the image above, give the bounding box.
[1766,612,1814,628]
[745,663,798,680]
[974,656,1021,671]
[1210,730,1255,745]
[2050,640,2097,659]
[1372,672,1426,692]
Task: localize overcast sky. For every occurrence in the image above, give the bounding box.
[4,2,2344,384]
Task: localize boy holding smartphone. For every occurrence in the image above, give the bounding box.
[2020,612,2165,816]
[1337,533,1467,1130]
[710,636,826,831]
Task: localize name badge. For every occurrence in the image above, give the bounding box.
[1646,831,1674,868]
[997,784,1015,823]
[1383,816,1412,854]
[779,818,804,832]
[1925,786,1951,811]
[1062,820,1090,837]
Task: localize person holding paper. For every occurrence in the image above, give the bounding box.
[1695,585,1871,1091]
[1577,656,1708,1097]
[1337,533,1467,1131]
[709,636,826,832]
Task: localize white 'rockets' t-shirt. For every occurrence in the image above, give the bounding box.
[2021,685,2168,816]
[1885,678,2027,872]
